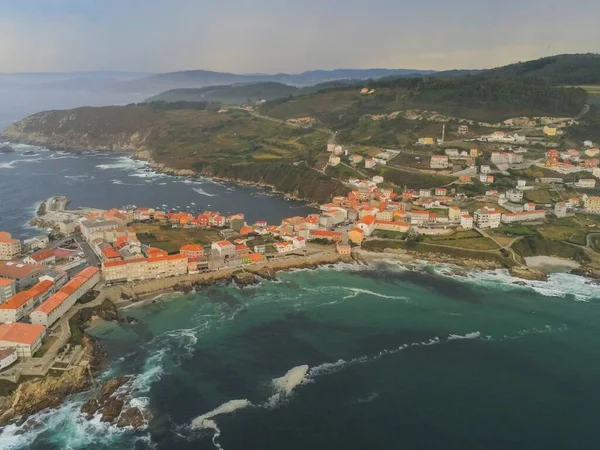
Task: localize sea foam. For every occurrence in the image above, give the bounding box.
[190,399,252,450]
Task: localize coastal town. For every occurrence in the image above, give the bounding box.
[1,125,600,383]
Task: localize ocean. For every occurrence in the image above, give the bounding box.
[1,262,599,450]
[1,144,600,449]
[0,143,315,238]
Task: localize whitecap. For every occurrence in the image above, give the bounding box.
[193,188,217,197]
[447,331,481,341]
[190,399,252,450]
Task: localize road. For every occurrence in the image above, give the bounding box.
[74,233,100,267]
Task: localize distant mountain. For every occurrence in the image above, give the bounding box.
[145,80,358,104]
[113,68,435,94]
[480,53,600,85]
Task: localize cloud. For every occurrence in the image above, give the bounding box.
[0,0,599,73]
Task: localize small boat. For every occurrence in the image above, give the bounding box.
[23,150,36,156]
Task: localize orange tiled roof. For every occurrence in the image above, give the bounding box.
[0,278,14,287]
[0,323,45,345]
[180,244,204,253]
[0,291,34,310]
[33,291,69,315]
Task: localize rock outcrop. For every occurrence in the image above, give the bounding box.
[509,266,548,281]
[0,366,92,425]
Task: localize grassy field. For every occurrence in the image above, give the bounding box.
[524,188,559,204]
[371,230,407,239]
[421,230,500,250]
[132,223,221,253]
[491,225,538,237]
[537,215,600,246]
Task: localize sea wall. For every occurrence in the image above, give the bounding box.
[124,252,345,296]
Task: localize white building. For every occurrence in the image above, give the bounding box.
[30,267,100,327]
[501,210,546,224]
[419,189,431,198]
[0,323,46,358]
[449,207,462,221]
[365,158,376,169]
[430,155,449,169]
[474,207,502,229]
[506,189,524,202]
[576,179,597,189]
[480,165,491,174]
[555,202,568,218]
[460,214,473,230]
[0,278,15,305]
[211,241,236,258]
[491,152,523,165]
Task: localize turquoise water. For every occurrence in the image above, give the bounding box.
[2,261,600,449]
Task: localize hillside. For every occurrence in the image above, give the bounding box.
[144,81,358,105]
[260,75,587,147]
[1,103,347,203]
[481,53,600,85]
[146,82,303,104]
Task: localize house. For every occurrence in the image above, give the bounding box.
[211,241,236,258]
[23,249,56,266]
[419,189,431,198]
[435,188,447,197]
[460,214,473,230]
[348,228,365,245]
[0,323,46,357]
[474,207,502,229]
[352,154,363,164]
[357,216,376,236]
[0,232,21,261]
[430,155,449,169]
[365,158,376,169]
[458,175,472,185]
[480,165,491,174]
[543,125,557,136]
[458,125,469,134]
[445,148,460,157]
[523,202,536,212]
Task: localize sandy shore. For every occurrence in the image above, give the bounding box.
[525,256,581,270]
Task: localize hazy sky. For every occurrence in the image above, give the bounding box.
[1,0,599,73]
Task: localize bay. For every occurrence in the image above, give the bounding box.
[1,262,599,450]
[0,143,315,238]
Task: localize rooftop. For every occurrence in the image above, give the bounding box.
[0,261,45,279]
[0,322,46,345]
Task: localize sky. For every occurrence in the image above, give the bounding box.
[0,0,599,73]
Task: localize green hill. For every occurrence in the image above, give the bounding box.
[481,53,600,85]
[146,82,302,104]
[1,103,347,202]
[145,81,357,105]
[260,75,587,147]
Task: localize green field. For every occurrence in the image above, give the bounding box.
[133,223,221,254]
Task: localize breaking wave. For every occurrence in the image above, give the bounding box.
[193,187,217,197]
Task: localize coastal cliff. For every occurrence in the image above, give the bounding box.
[1,105,347,203]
